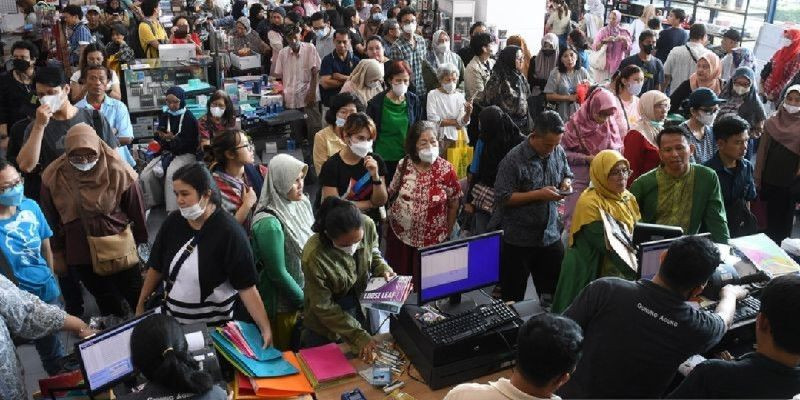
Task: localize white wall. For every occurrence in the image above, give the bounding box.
[475,0,546,53]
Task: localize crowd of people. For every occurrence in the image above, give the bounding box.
[1,0,800,398]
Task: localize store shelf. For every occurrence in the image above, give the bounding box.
[669,0,766,16]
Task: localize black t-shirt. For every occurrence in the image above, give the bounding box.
[319,152,387,219]
[147,208,257,325]
[667,352,800,399]
[118,383,228,400]
[656,27,689,62]
[560,278,727,398]
[619,54,664,95]
[0,72,37,129]
[23,108,118,172]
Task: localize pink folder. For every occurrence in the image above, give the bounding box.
[297,343,356,382]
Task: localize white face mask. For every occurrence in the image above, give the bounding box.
[783,38,793,48]
[436,42,449,53]
[442,82,456,93]
[40,93,64,112]
[733,84,750,96]
[335,242,359,256]
[335,117,347,127]
[697,111,717,126]
[350,139,373,158]
[419,146,439,163]
[392,82,408,97]
[402,22,416,34]
[368,80,382,89]
[627,81,643,95]
[179,198,206,221]
[784,103,800,114]
[209,106,225,118]
[69,160,98,172]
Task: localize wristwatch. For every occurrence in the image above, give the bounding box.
[371,179,382,185]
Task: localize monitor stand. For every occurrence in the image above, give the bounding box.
[434,292,478,316]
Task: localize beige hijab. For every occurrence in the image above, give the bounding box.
[345,59,384,105]
[41,123,137,224]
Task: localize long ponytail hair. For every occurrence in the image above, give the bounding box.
[130,314,215,395]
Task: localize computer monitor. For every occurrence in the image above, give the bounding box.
[418,231,502,310]
[632,222,684,246]
[75,308,161,393]
[637,233,712,280]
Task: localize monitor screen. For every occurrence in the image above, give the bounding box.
[418,231,502,304]
[639,240,673,281]
[76,308,160,392]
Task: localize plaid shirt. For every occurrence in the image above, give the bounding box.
[389,34,427,96]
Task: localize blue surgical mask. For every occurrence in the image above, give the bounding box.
[163,105,186,116]
[0,183,24,207]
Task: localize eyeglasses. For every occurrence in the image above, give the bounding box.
[235,142,255,151]
[68,153,99,163]
[608,168,632,178]
[0,178,23,194]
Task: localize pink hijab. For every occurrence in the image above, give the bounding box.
[563,88,623,155]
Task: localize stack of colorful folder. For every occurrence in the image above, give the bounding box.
[210,321,298,378]
[296,343,358,390]
[233,352,314,399]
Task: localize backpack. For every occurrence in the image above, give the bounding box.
[130,20,155,59]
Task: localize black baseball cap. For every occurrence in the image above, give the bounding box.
[723,29,741,42]
[687,87,726,108]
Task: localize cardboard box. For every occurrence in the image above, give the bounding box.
[230,54,261,70]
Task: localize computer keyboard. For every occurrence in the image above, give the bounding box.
[422,302,520,346]
[733,296,761,324]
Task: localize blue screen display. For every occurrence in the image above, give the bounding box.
[419,232,501,303]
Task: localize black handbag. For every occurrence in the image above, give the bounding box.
[726,199,758,238]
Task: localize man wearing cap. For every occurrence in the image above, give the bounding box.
[630,125,729,243]
[62,5,94,66]
[85,5,110,46]
[490,110,573,303]
[720,29,755,82]
[679,87,727,165]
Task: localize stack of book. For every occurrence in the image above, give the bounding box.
[296,343,358,389]
[361,275,413,314]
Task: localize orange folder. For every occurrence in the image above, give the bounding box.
[242,351,315,398]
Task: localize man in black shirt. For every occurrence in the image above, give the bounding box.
[655,8,689,63]
[619,30,664,94]
[0,40,39,159]
[559,235,748,398]
[457,21,487,65]
[669,274,800,398]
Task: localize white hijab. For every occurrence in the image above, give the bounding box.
[252,154,315,259]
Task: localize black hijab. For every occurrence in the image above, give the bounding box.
[477,106,525,186]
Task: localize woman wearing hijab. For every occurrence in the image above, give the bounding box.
[40,123,147,317]
[251,154,314,350]
[506,35,532,78]
[629,5,656,56]
[424,30,464,92]
[562,87,622,230]
[231,16,270,57]
[156,86,200,213]
[480,45,531,132]
[545,0,571,49]
[584,0,606,38]
[717,67,766,159]
[341,59,385,106]
[669,52,722,115]
[761,29,800,102]
[623,90,670,185]
[592,10,631,83]
[529,33,560,115]
[551,150,640,313]
[465,106,526,234]
[755,85,800,243]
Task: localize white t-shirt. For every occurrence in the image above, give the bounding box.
[443,378,561,400]
[629,19,647,56]
[70,69,121,89]
[426,88,468,141]
[663,42,709,93]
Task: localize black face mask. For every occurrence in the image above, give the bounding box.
[542,49,556,56]
[12,59,30,72]
[642,44,654,54]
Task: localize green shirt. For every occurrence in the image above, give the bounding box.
[630,164,730,243]
[301,217,393,352]
[251,216,304,320]
[375,97,409,162]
